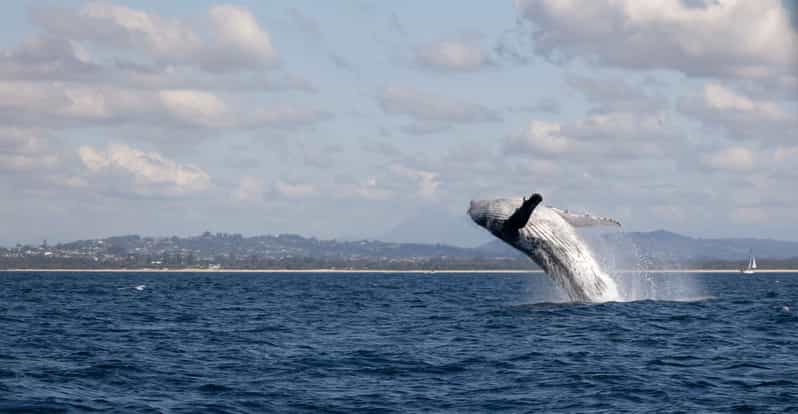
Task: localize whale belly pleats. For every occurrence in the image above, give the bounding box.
[470,199,619,302]
[519,210,619,302]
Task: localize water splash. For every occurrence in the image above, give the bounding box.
[118,284,147,291]
[468,196,705,303]
[469,198,627,303]
[585,228,705,302]
[513,206,620,302]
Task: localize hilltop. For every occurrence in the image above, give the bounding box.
[2,230,797,270]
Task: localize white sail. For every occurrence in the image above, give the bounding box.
[742,252,756,274]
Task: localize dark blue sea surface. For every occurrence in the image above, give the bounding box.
[0,271,797,413]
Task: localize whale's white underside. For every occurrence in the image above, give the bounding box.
[471,198,619,302]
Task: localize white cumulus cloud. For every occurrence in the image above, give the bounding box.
[506,120,572,155]
[32,2,278,72]
[513,0,797,82]
[389,165,441,199]
[0,128,59,174]
[702,146,755,172]
[505,112,670,159]
[0,81,330,131]
[78,143,210,195]
[274,179,317,198]
[415,37,491,72]
[234,176,265,202]
[679,83,796,142]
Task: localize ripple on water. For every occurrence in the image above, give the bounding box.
[0,271,797,412]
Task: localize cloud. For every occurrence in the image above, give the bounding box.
[378,86,500,124]
[31,3,278,73]
[0,38,312,93]
[362,140,402,158]
[0,31,310,93]
[774,146,798,163]
[328,164,440,202]
[513,0,797,82]
[510,98,561,114]
[505,121,572,155]
[78,143,210,195]
[356,177,395,201]
[0,128,59,173]
[274,179,317,198]
[390,165,440,199]
[0,36,99,82]
[0,81,115,123]
[159,89,228,127]
[203,5,279,72]
[0,81,330,131]
[564,112,670,144]
[301,143,343,169]
[0,127,47,155]
[115,68,317,93]
[771,146,798,178]
[400,122,452,135]
[702,146,755,172]
[730,207,767,224]
[333,176,395,201]
[504,112,671,159]
[32,3,198,60]
[250,106,333,129]
[415,37,491,72]
[650,205,686,222]
[678,83,796,142]
[565,74,667,113]
[234,176,265,202]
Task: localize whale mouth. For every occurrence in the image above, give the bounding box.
[467,200,488,227]
[469,195,542,230]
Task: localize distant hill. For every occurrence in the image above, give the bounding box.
[599,230,798,261]
[1,232,533,270]
[58,232,483,260]
[3,229,798,270]
[371,205,798,261]
[476,229,798,266]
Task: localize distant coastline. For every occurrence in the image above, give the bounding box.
[6,231,798,272]
[3,268,798,274]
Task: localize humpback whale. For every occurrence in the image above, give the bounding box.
[468,194,620,302]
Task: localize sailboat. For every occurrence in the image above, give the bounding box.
[741,252,757,274]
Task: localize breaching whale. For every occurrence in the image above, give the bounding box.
[468,194,620,302]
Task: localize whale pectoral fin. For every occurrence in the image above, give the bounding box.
[552,208,621,227]
[506,193,542,231]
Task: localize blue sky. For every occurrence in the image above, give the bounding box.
[1,0,796,246]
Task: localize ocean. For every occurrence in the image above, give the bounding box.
[0,271,796,413]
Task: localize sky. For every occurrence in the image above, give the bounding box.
[0,0,796,247]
